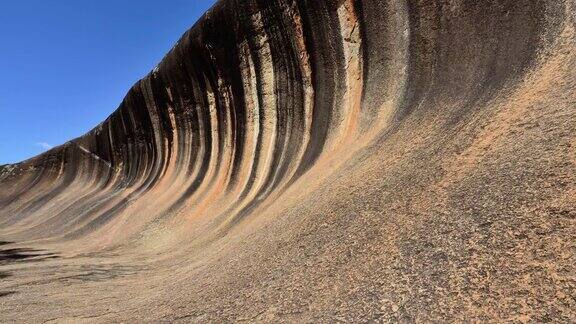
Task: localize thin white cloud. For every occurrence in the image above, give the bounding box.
[36,142,53,150]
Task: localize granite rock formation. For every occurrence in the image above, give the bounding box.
[1,0,575,321]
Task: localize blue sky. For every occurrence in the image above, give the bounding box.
[0,0,215,164]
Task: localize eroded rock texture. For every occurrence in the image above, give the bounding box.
[1,0,575,322]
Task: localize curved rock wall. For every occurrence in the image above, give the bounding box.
[0,0,560,240]
[0,0,574,321]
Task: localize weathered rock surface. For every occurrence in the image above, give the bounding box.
[1,0,575,322]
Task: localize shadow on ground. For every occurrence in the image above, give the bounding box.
[0,241,59,266]
[0,240,60,298]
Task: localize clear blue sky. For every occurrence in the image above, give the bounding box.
[0,0,216,164]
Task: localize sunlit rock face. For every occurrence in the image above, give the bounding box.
[1,0,575,322]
